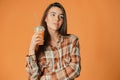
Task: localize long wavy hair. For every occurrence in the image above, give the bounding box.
[36,2,67,58]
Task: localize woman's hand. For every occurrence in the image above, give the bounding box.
[29,32,44,55]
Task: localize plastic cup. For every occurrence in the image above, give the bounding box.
[34,26,45,45]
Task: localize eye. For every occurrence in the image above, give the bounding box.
[50,13,55,16]
[59,15,64,19]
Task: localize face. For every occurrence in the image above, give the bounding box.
[45,7,64,32]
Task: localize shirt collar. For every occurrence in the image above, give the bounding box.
[57,34,64,43]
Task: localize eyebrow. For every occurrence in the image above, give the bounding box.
[50,12,64,15]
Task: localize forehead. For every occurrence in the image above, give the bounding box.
[48,7,63,14]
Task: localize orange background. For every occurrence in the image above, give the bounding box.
[0,0,120,80]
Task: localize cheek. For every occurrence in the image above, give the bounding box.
[59,20,63,25]
[46,16,53,24]
[45,17,50,25]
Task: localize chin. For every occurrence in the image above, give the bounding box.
[53,26,60,30]
[48,25,61,31]
[53,28,59,31]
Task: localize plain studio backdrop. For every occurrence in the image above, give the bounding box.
[0,0,120,80]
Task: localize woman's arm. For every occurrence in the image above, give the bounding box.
[26,54,41,80]
[26,32,44,80]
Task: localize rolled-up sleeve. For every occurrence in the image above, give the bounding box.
[26,54,41,80]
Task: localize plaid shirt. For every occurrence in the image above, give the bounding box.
[26,34,81,80]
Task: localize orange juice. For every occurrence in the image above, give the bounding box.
[34,26,45,45]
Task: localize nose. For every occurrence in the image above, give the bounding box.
[55,15,60,21]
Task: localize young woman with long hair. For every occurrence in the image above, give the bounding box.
[26,2,81,80]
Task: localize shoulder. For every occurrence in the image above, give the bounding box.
[63,34,79,42]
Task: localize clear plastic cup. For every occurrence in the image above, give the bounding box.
[34,26,45,45]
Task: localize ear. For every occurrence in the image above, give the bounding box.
[45,17,47,22]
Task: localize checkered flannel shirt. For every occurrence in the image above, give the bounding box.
[26,34,81,80]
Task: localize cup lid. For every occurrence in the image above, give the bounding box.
[34,26,45,32]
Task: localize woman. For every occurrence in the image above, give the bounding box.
[26,2,81,80]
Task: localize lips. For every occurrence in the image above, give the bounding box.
[53,23,58,26]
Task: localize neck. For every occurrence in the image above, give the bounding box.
[48,30,60,42]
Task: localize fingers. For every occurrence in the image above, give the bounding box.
[33,33,43,39]
[36,40,44,45]
[32,32,44,45]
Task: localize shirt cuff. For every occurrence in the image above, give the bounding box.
[26,54,36,61]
